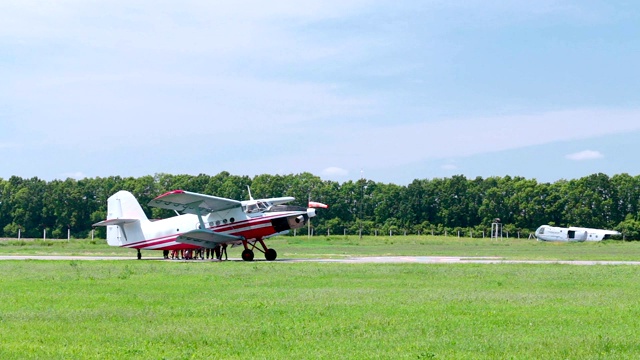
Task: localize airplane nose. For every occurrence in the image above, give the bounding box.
[307,208,316,218]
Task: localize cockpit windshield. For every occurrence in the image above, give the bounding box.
[244,201,270,213]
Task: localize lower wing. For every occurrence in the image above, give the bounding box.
[176,229,243,248]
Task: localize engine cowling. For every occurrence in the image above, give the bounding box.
[271,213,308,232]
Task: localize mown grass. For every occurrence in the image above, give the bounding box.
[0,238,132,256]
[280,235,640,261]
[1,261,640,359]
[3,235,640,261]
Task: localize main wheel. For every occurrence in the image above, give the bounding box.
[265,248,277,261]
[137,249,141,260]
[241,249,254,261]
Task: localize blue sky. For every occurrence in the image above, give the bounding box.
[1,0,639,185]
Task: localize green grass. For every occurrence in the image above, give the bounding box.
[1,261,640,359]
[0,238,132,256]
[278,235,640,261]
[3,235,640,261]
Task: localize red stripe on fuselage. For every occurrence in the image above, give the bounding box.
[123,212,301,250]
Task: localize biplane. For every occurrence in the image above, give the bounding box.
[93,189,326,261]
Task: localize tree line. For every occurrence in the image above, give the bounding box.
[1,172,640,239]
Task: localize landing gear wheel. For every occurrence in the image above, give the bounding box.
[265,248,277,261]
[241,249,254,261]
[137,249,141,260]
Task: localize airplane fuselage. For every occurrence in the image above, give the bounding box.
[534,225,620,242]
[113,209,308,251]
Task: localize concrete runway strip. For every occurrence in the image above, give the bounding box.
[2,255,640,265]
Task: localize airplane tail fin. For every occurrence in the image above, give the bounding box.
[93,190,149,246]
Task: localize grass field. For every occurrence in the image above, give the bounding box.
[3,235,640,261]
[2,236,640,359]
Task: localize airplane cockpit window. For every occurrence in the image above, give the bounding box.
[538,227,545,234]
[245,203,258,213]
[245,201,271,213]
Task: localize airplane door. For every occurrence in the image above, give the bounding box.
[568,230,575,239]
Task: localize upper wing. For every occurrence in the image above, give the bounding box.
[240,196,295,207]
[148,190,242,214]
[265,196,295,206]
[177,229,243,248]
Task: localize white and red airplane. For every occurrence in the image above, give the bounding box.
[93,189,326,261]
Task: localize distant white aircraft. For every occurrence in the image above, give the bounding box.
[93,189,327,261]
[534,225,621,242]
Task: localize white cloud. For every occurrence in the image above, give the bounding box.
[322,167,349,177]
[565,150,604,161]
[60,171,87,180]
[226,108,640,180]
[304,108,640,172]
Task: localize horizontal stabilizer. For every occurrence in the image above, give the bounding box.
[93,218,139,227]
[177,229,243,248]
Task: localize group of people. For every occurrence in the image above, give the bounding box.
[162,245,227,260]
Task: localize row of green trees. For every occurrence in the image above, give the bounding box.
[2,172,640,239]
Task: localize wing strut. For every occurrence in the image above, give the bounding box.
[195,207,207,230]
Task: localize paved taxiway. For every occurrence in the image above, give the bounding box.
[2,255,640,265]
